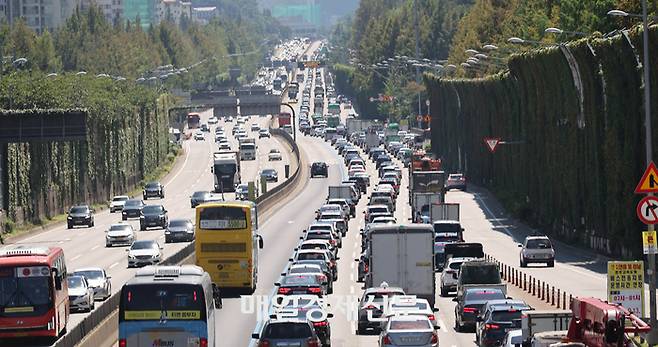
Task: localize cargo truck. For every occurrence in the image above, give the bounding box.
[521,310,572,345]
[365,224,436,307]
[211,151,240,192]
[411,192,443,223]
[456,260,507,298]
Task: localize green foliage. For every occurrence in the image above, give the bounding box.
[426,26,658,256]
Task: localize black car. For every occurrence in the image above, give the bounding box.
[67,205,94,229]
[275,274,325,297]
[311,162,328,178]
[140,204,168,230]
[190,191,210,208]
[165,219,194,243]
[143,182,165,200]
[261,169,279,182]
[454,288,506,332]
[273,297,333,346]
[122,199,146,220]
[476,301,531,347]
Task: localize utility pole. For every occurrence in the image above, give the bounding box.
[413,0,421,126]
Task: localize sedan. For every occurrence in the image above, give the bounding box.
[379,315,438,347]
[275,274,325,297]
[109,195,129,213]
[235,183,250,200]
[261,169,279,182]
[121,199,145,220]
[165,218,195,243]
[143,181,165,199]
[139,204,168,230]
[72,267,111,301]
[268,149,283,161]
[67,275,94,312]
[259,129,271,138]
[127,240,163,267]
[105,223,136,247]
[67,205,94,229]
[190,191,211,208]
[194,131,204,140]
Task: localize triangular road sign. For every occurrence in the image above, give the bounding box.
[635,161,658,193]
[483,137,501,153]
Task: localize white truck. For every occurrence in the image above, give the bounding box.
[239,139,256,160]
[364,131,380,152]
[430,202,460,222]
[365,224,436,307]
[212,151,241,193]
[522,310,572,345]
[411,192,443,222]
[328,185,355,203]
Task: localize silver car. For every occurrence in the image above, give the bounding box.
[127,240,163,268]
[72,267,111,301]
[67,275,94,312]
[105,223,136,247]
[252,319,322,347]
[379,315,438,347]
[519,235,555,267]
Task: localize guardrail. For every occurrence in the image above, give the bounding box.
[484,253,575,310]
[59,125,303,347]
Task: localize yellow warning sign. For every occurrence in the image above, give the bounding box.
[643,230,657,254]
[635,162,658,193]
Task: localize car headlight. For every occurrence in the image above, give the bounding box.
[128,255,136,259]
[140,216,144,219]
[186,230,194,233]
[67,216,72,220]
[165,231,171,235]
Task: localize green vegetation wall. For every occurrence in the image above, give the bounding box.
[0,73,173,225]
[426,26,657,257]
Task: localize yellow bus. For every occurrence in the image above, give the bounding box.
[194,201,263,294]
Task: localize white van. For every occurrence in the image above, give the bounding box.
[239,143,256,160]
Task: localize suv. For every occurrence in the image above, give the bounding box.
[311,162,328,178]
[440,257,478,296]
[67,205,94,229]
[139,204,168,230]
[143,181,165,199]
[446,173,467,191]
[252,319,322,347]
[271,296,333,346]
[356,283,405,334]
[519,235,555,267]
[476,300,531,347]
[454,287,507,332]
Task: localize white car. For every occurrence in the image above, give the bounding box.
[502,329,523,347]
[379,314,438,347]
[519,235,555,267]
[382,296,439,329]
[72,267,112,301]
[193,131,204,141]
[251,123,260,131]
[67,275,94,312]
[226,116,234,122]
[105,223,136,247]
[439,257,478,296]
[218,143,231,151]
[268,149,283,161]
[259,128,271,138]
[208,116,218,124]
[109,195,129,213]
[127,240,163,267]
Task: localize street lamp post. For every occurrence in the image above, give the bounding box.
[413,0,422,125]
[609,3,655,341]
[544,27,588,36]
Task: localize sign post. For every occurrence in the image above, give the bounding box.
[607,261,645,317]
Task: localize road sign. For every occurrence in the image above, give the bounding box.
[637,196,658,224]
[483,137,501,153]
[635,162,658,193]
[644,230,658,254]
[607,261,644,316]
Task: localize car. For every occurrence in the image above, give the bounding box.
[165,218,195,243]
[109,195,130,213]
[236,183,249,200]
[439,257,479,296]
[190,191,211,208]
[200,123,209,132]
[311,162,328,178]
[139,204,168,230]
[259,128,271,138]
[143,181,165,199]
[208,116,218,124]
[261,168,279,182]
[122,199,145,220]
[292,247,338,280]
[446,173,467,191]
[382,296,439,329]
[379,314,438,347]
[476,300,531,347]
[286,263,333,294]
[226,116,233,122]
[252,318,323,347]
[251,123,260,131]
[67,205,94,229]
[502,329,523,347]
[72,267,111,301]
[271,295,333,346]
[275,273,326,297]
[519,235,555,267]
[194,131,204,140]
[357,283,406,334]
[218,143,231,151]
[105,223,136,247]
[127,240,163,267]
[67,275,95,312]
[454,288,507,332]
[269,148,283,161]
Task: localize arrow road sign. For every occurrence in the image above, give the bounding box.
[635,161,658,194]
[637,196,658,224]
[483,137,501,153]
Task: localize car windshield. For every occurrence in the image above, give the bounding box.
[145,183,159,189]
[526,239,552,249]
[297,253,326,261]
[465,290,506,301]
[492,310,524,323]
[289,267,322,274]
[282,275,319,286]
[131,241,157,250]
[70,206,88,214]
[448,261,465,270]
[263,322,313,339]
[142,205,163,214]
[306,232,331,240]
[434,224,461,233]
[124,200,142,207]
[436,234,460,242]
[270,149,279,153]
[67,276,85,289]
[391,301,428,311]
[461,265,501,284]
[450,174,464,180]
[110,224,131,231]
[262,169,276,175]
[168,220,191,228]
[192,191,209,198]
[74,270,103,281]
[112,196,128,202]
[389,319,431,330]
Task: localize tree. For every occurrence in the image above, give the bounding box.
[33,30,60,72]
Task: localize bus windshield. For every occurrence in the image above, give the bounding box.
[199,206,247,230]
[120,284,205,321]
[0,267,52,310]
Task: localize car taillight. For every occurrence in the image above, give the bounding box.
[277,287,291,295]
[463,307,477,313]
[119,339,127,347]
[200,338,208,347]
[428,314,435,321]
[431,333,438,344]
[485,323,500,330]
[258,340,270,347]
[366,305,377,310]
[382,334,392,344]
[330,240,336,245]
[308,287,322,294]
[307,338,321,347]
[313,321,328,327]
[364,264,369,272]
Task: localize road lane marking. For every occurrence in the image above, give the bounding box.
[163,139,191,186]
[288,220,294,224]
[109,262,119,269]
[91,245,99,251]
[71,254,82,261]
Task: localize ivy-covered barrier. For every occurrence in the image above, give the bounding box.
[0,73,174,225]
[425,25,658,257]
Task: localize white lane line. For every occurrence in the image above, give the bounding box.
[288,220,294,224]
[91,245,99,251]
[109,262,119,269]
[58,241,64,244]
[71,254,82,261]
[438,318,448,332]
[163,140,191,186]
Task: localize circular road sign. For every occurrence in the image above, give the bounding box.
[637,196,658,225]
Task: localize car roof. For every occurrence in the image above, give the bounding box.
[484,299,528,309]
[73,267,104,273]
[448,257,478,263]
[525,235,550,240]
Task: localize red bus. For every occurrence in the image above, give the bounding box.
[187,113,201,129]
[0,245,69,341]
